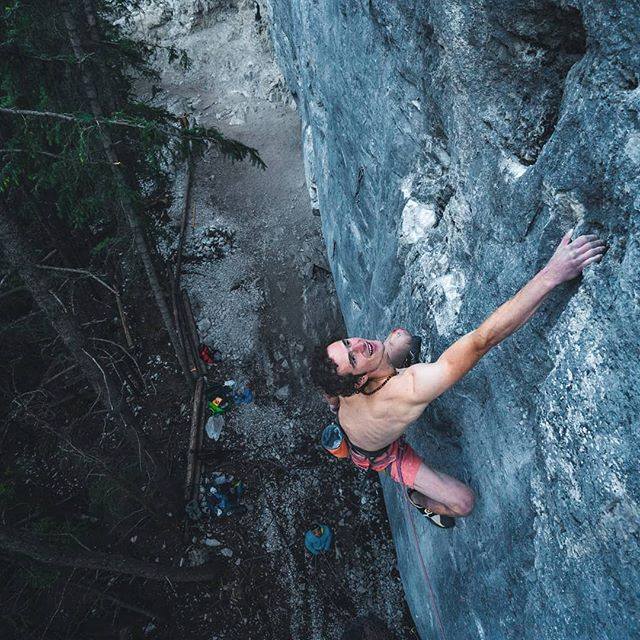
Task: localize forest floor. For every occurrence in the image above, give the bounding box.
[129,2,418,639]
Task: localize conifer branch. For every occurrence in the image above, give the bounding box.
[0,106,265,167]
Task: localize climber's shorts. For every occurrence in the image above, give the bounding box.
[349,439,423,489]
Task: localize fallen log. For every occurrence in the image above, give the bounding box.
[184,377,205,501]
[181,290,207,377]
[0,525,220,583]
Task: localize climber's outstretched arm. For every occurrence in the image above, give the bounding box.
[408,230,605,405]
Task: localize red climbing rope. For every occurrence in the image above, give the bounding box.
[395,440,448,640]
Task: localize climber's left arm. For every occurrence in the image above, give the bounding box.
[407,230,605,405]
[383,328,413,368]
[322,392,340,414]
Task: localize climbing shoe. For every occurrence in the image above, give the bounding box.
[407,489,455,529]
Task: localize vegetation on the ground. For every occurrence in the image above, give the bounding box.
[0,1,263,637]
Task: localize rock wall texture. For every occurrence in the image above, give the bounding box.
[263,1,640,638]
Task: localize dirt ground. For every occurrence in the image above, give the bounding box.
[130,1,418,638]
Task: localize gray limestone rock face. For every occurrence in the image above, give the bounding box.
[263,1,640,638]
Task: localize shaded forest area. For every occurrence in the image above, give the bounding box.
[0,1,262,637]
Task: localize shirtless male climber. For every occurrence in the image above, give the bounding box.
[311,230,605,528]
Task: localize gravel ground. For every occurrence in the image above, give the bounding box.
[132,2,418,638]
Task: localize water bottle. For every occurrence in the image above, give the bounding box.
[205,414,224,440]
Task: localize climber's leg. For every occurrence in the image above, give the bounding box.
[410,461,475,518]
[384,443,471,524]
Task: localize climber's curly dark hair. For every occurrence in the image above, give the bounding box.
[310,340,363,398]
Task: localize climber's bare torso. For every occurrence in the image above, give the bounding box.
[327,329,452,451]
[337,366,427,450]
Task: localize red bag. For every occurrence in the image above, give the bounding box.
[198,344,217,365]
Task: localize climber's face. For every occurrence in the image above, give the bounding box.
[326,337,386,377]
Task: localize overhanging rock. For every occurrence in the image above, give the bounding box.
[263,1,640,638]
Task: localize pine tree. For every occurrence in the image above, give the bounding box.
[1,0,264,379]
[0,4,264,633]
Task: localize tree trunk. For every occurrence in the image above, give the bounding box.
[0,209,168,485]
[0,526,221,583]
[80,0,117,113]
[60,4,192,386]
[172,151,194,332]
